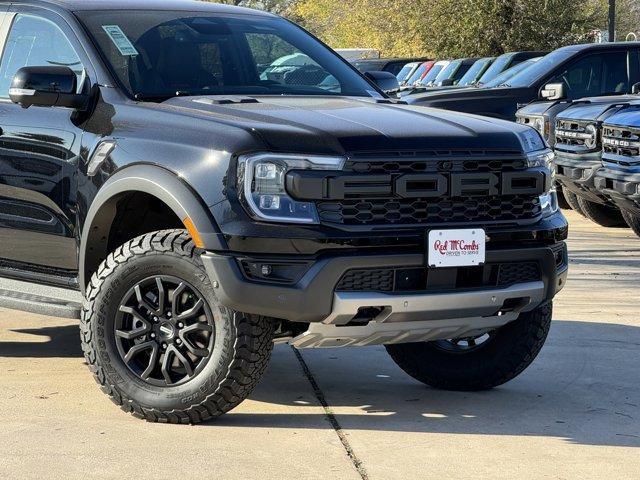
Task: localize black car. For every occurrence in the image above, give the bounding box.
[0,0,567,423]
[595,104,640,236]
[407,43,640,120]
[353,57,431,77]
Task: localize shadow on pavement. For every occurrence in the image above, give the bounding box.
[1,320,638,448]
[0,325,81,357]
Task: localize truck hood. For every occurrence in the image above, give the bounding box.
[158,95,526,153]
[517,100,562,117]
[604,104,640,128]
[406,86,529,104]
[558,96,640,122]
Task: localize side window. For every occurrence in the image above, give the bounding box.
[602,51,629,94]
[245,33,338,93]
[548,55,603,99]
[0,14,83,97]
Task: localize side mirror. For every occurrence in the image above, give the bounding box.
[540,82,566,101]
[440,78,454,87]
[365,71,400,92]
[9,66,88,109]
[632,82,640,95]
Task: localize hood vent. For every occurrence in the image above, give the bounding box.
[193,96,260,106]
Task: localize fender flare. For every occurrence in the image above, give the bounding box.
[79,164,226,292]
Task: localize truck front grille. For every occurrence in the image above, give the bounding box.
[335,262,542,293]
[555,120,595,151]
[602,125,640,163]
[315,151,542,227]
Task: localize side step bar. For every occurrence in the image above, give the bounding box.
[0,277,82,319]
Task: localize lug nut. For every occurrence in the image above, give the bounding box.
[176,339,182,345]
[153,317,159,323]
[162,343,167,349]
[150,333,156,339]
[178,323,184,329]
[167,312,172,318]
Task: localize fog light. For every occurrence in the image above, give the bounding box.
[259,195,280,210]
[261,265,272,276]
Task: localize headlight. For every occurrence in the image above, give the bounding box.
[517,116,549,140]
[525,148,558,216]
[517,127,547,153]
[237,153,345,224]
[584,123,599,149]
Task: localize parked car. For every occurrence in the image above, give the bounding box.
[0,0,568,423]
[406,43,640,120]
[353,57,430,77]
[403,57,495,95]
[404,60,435,86]
[397,61,423,84]
[475,51,548,86]
[425,57,478,87]
[553,97,640,226]
[595,103,640,236]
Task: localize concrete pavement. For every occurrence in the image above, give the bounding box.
[0,210,639,479]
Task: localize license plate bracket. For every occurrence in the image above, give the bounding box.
[427,229,486,268]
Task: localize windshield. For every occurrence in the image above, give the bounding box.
[482,59,539,88]
[458,58,492,86]
[435,60,461,82]
[76,10,378,100]
[406,63,428,84]
[503,49,575,88]
[396,63,417,81]
[477,53,514,84]
[419,62,446,85]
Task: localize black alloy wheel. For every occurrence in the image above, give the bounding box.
[115,275,215,387]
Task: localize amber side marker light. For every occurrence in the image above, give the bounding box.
[183,217,205,248]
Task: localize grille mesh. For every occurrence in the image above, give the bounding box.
[496,262,541,286]
[336,268,394,292]
[318,196,541,225]
[603,125,640,159]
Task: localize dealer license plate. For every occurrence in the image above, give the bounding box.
[427,229,486,268]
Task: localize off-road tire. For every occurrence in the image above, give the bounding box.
[80,229,274,424]
[576,197,626,228]
[563,190,585,216]
[385,302,552,391]
[621,210,640,237]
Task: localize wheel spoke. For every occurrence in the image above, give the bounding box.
[141,343,160,380]
[161,346,175,385]
[176,298,204,321]
[170,282,187,319]
[135,284,161,316]
[178,326,210,357]
[117,306,152,339]
[173,347,195,377]
[155,277,166,314]
[123,341,155,364]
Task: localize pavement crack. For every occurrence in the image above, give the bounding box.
[291,346,369,480]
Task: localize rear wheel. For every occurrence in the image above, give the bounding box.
[576,197,627,228]
[621,210,640,237]
[385,302,552,391]
[80,229,274,424]
[563,190,585,216]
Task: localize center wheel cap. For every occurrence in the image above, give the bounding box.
[158,321,176,340]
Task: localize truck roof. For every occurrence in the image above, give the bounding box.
[11,0,274,16]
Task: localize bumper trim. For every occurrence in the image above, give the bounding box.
[324,281,545,325]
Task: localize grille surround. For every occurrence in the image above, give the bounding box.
[315,152,543,227]
[602,125,640,161]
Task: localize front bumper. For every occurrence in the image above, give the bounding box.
[201,229,568,346]
[594,168,640,214]
[555,151,609,204]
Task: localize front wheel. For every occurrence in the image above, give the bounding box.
[80,230,274,424]
[621,210,640,237]
[576,197,626,228]
[385,302,552,391]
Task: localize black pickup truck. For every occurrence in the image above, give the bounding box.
[0,0,567,424]
[407,43,640,120]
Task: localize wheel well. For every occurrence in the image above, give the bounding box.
[83,192,184,286]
